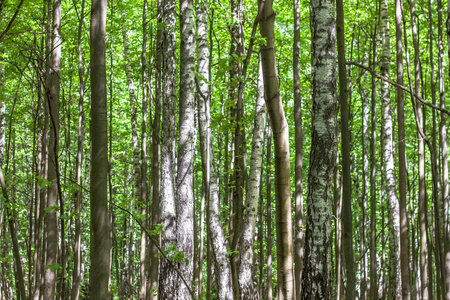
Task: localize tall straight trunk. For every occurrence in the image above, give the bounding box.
[396,0,412,298]
[293,0,304,296]
[408,1,424,298]
[149,0,162,297]
[334,154,343,300]
[380,0,402,297]
[266,127,273,300]
[369,26,378,300]
[195,1,208,298]
[259,0,294,298]
[139,1,149,298]
[71,0,86,298]
[44,0,61,297]
[197,9,233,299]
[238,54,266,299]
[336,0,355,297]
[429,2,438,299]
[229,0,245,295]
[158,0,177,295]
[89,0,111,298]
[302,0,336,298]
[442,0,450,296]
[176,0,196,297]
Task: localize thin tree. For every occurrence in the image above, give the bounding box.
[302,0,336,297]
[238,54,266,299]
[44,0,61,297]
[380,0,402,297]
[396,0,412,298]
[259,0,295,298]
[71,0,87,298]
[336,0,355,297]
[89,0,111,297]
[293,0,304,296]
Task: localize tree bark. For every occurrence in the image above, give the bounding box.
[302,0,336,297]
[266,127,273,300]
[336,0,355,297]
[369,27,378,300]
[380,0,402,297]
[238,54,265,299]
[293,0,304,297]
[158,0,177,295]
[89,0,111,297]
[44,0,61,297]
[259,0,294,298]
[71,0,86,298]
[149,0,162,298]
[408,1,424,298]
[176,0,196,297]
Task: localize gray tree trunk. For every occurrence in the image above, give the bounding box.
[195,2,208,298]
[159,0,177,296]
[301,0,336,298]
[176,0,196,297]
[238,55,265,299]
[89,0,111,298]
[380,0,402,297]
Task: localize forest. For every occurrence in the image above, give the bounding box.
[0,0,449,298]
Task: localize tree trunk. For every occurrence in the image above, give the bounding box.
[195,2,208,298]
[407,1,424,298]
[71,1,86,298]
[238,54,265,299]
[302,0,336,297]
[139,1,148,299]
[293,0,304,296]
[259,0,294,298]
[369,27,378,300]
[89,0,111,297]
[149,0,162,298]
[266,127,273,300]
[442,0,450,296]
[380,0,402,297]
[44,0,61,297]
[158,0,177,295]
[336,0,355,297]
[176,0,196,297]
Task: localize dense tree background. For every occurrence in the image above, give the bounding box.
[0,0,449,298]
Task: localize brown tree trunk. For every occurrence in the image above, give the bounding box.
[89,0,111,297]
[259,0,294,298]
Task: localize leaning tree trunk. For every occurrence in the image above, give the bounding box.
[176,0,196,297]
[301,0,336,298]
[158,0,177,296]
[380,0,402,297]
[238,54,265,299]
[259,0,295,298]
[44,0,61,298]
[89,0,111,298]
